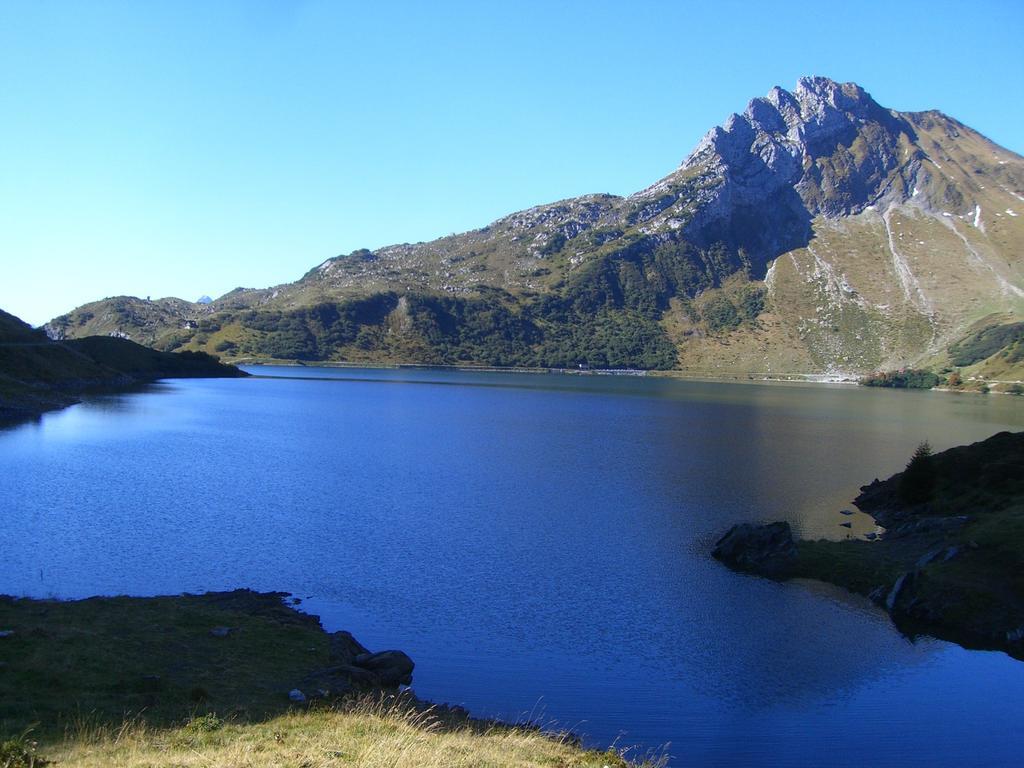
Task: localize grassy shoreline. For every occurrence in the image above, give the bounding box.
[0,590,659,767]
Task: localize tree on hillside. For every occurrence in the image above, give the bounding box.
[898,441,935,505]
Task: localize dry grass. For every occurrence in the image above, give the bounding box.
[0,592,665,767]
[48,697,663,768]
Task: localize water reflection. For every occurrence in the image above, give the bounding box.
[1,370,1023,766]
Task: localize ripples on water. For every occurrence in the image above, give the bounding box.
[2,367,1023,766]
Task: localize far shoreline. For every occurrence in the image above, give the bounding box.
[233,357,862,385]
[229,358,1024,395]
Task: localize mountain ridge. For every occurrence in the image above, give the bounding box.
[47,77,1024,379]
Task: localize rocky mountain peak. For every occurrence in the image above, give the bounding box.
[791,76,872,118]
[684,76,887,173]
[676,75,918,253]
[739,78,872,142]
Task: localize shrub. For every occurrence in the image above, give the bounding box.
[737,285,766,321]
[538,232,566,256]
[861,369,940,389]
[184,713,223,733]
[0,732,49,767]
[701,295,740,333]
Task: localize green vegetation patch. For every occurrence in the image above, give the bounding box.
[0,590,329,739]
[533,308,679,369]
[699,294,740,333]
[0,592,663,767]
[65,336,245,379]
[948,321,1024,367]
[860,369,941,389]
[689,279,766,335]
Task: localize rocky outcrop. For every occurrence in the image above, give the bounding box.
[353,650,415,687]
[674,77,920,266]
[684,78,916,217]
[296,633,416,701]
[713,432,1024,660]
[712,521,798,578]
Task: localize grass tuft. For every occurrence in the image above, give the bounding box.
[46,696,665,767]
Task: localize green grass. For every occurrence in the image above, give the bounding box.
[796,539,907,595]
[948,321,1024,367]
[63,336,246,379]
[0,343,114,387]
[0,591,662,767]
[0,591,329,737]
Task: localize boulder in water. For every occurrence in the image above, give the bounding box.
[712,522,798,578]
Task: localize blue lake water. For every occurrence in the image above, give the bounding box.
[2,367,1024,766]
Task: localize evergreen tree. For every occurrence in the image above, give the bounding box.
[898,441,935,505]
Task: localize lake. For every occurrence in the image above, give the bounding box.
[2,367,1023,766]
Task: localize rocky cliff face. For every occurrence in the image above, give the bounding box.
[672,78,914,257]
[49,77,1024,377]
[695,79,913,214]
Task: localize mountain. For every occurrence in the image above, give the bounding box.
[0,307,246,423]
[48,77,1024,378]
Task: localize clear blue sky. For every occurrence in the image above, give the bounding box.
[2,0,1022,326]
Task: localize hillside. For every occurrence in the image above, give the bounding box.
[0,308,246,423]
[0,309,49,343]
[49,77,1024,376]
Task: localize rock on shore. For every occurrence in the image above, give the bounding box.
[296,630,415,700]
[712,521,798,578]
